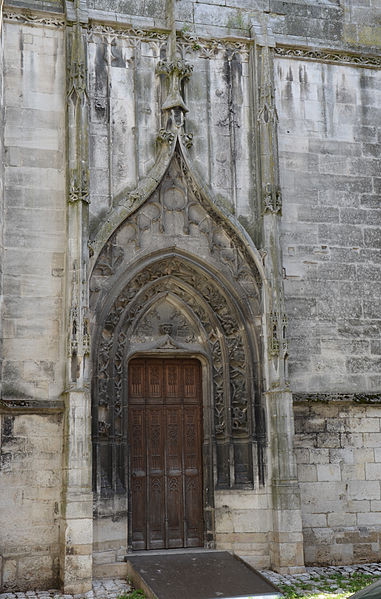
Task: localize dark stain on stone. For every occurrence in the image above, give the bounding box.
[111,44,126,68]
[2,415,15,440]
[95,42,108,96]
[286,66,293,81]
[19,31,24,71]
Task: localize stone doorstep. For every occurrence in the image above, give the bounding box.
[126,551,282,599]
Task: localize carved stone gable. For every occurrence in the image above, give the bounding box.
[92,149,260,290]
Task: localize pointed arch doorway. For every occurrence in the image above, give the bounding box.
[128,357,203,550]
[90,147,266,557]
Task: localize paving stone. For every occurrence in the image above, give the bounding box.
[2,564,381,599]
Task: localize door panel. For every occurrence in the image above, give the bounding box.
[128,358,203,550]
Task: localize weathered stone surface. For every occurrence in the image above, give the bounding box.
[295,401,381,564]
[0,0,380,591]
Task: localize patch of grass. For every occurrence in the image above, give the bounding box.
[129,591,146,599]
[117,590,146,599]
[278,571,379,599]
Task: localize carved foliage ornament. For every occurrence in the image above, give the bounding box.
[3,9,65,27]
[275,46,381,70]
[87,22,250,62]
[262,183,282,215]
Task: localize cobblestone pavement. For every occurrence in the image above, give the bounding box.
[262,562,381,593]
[1,563,381,599]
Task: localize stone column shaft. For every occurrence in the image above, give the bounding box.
[60,1,93,592]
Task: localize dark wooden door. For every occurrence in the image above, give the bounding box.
[128,358,203,550]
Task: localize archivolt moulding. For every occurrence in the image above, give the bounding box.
[92,251,265,496]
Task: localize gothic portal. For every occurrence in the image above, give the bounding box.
[90,148,266,551]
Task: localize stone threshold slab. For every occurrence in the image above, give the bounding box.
[126,550,283,599]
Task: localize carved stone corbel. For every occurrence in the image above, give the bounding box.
[156,59,193,113]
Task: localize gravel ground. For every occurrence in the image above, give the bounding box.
[1,562,381,599]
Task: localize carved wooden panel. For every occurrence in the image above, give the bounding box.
[128,358,203,550]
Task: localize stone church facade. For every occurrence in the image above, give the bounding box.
[0,0,380,593]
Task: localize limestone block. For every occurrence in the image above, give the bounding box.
[329,448,354,464]
[357,512,381,526]
[5,166,64,191]
[297,464,317,482]
[373,448,381,462]
[273,509,303,534]
[93,517,128,550]
[309,448,330,464]
[348,500,371,513]
[2,559,17,585]
[215,490,270,510]
[61,554,92,587]
[365,407,381,418]
[18,555,53,581]
[302,513,327,528]
[341,433,364,448]
[364,433,381,447]
[232,510,272,534]
[349,417,380,433]
[294,433,317,449]
[215,507,234,533]
[317,464,341,482]
[93,550,117,565]
[342,463,365,480]
[65,519,93,546]
[239,555,271,570]
[327,512,357,527]
[294,448,310,464]
[65,499,93,520]
[348,480,380,500]
[326,418,348,433]
[353,543,378,562]
[315,433,342,449]
[300,481,345,504]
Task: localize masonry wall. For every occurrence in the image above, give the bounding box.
[276,48,381,566]
[0,0,380,589]
[214,488,274,570]
[294,401,381,565]
[0,413,63,589]
[87,27,256,234]
[277,58,381,392]
[2,21,66,401]
[0,20,66,590]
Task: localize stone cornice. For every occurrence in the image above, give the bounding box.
[3,7,380,70]
[3,7,65,26]
[275,45,381,70]
[293,393,381,405]
[0,397,65,414]
[88,21,251,59]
